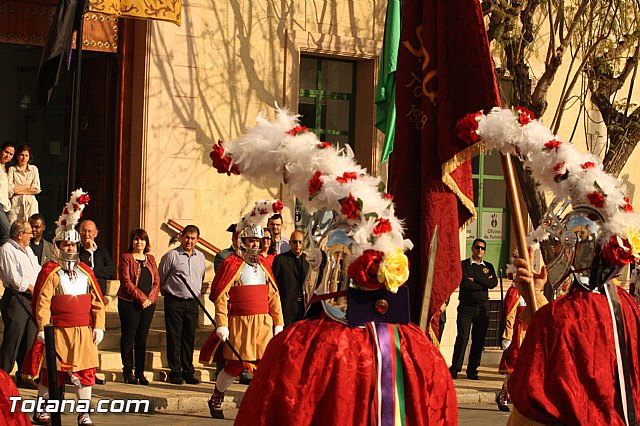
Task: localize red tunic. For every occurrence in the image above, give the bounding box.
[235,314,458,426]
[509,285,640,425]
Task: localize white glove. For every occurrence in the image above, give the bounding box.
[216,326,229,342]
[501,339,512,350]
[93,329,104,346]
[274,325,283,335]
[37,331,45,343]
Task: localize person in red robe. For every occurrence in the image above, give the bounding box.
[507,247,640,425]
[0,369,31,426]
[496,284,527,412]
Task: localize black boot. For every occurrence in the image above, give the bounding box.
[496,386,510,412]
[123,371,138,385]
[208,388,225,419]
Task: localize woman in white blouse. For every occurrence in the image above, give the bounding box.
[8,145,40,223]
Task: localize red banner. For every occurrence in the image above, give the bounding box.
[390,0,501,331]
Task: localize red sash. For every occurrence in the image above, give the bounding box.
[51,294,92,327]
[229,285,269,316]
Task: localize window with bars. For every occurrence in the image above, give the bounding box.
[297,55,356,150]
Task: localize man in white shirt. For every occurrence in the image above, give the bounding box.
[0,141,15,246]
[0,219,41,387]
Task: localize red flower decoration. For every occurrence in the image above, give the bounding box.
[553,162,565,173]
[373,218,392,235]
[602,236,635,267]
[624,196,634,213]
[347,250,385,290]
[383,192,394,201]
[581,162,596,169]
[61,219,67,226]
[336,172,358,184]
[514,106,535,125]
[455,112,482,145]
[317,142,332,149]
[587,191,606,208]
[76,194,90,204]
[308,171,324,196]
[339,193,361,220]
[73,204,81,211]
[63,208,69,215]
[544,139,562,150]
[210,140,241,176]
[272,200,283,213]
[287,126,309,136]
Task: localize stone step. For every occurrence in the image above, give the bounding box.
[99,346,215,371]
[99,326,214,351]
[104,310,166,330]
[99,366,218,384]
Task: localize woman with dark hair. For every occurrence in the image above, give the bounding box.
[260,228,276,269]
[117,228,160,385]
[7,144,40,223]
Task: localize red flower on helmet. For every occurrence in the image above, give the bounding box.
[587,191,606,208]
[336,172,358,184]
[339,193,361,220]
[602,236,635,267]
[347,250,385,290]
[581,162,596,169]
[544,139,562,150]
[514,106,534,125]
[317,142,332,149]
[287,126,309,136]
[76,194,90,204]
[373,218,392,235]
[383,192,394,201]
[308,171,324,197]
[210,140,240,176]
[272,200,283,213]
[455,112,482,145]
[623,196,634,212]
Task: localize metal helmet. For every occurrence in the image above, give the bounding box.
[542,197,607,293]
[303,211,355,324]
[52,228,81,271]
[236,225,264,265]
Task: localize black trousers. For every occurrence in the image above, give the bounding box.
[450,303,489,375]
[0,290,36,375]
[163,294,198,379]
[118,298,155,375]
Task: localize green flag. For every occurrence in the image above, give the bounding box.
[375,0,401,163]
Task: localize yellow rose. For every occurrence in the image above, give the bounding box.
[377,249,410,293]
[625,227,640,258]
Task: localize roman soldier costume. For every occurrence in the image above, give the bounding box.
[22,190,105,426]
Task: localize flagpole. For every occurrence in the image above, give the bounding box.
[67,0,85,194]
[500,153,538,313]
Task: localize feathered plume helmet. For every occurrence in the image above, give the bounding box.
[237,199,283,235]
[54,188,90,240]
[210,107,412,293]
[456,107,640,268]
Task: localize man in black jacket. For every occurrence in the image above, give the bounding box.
[449,238,498,380]
[78,219,115,296]
[272,230,309,326]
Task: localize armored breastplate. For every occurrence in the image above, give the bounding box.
[56,269,89,295]
[240,263,266,286]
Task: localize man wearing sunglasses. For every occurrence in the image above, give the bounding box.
[449,238,498,380]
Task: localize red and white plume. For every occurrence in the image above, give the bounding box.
[54,189,90,235]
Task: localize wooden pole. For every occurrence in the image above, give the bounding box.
[500,153,538,313]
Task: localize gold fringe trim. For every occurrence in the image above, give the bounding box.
[441,141,488,229]
[428,324,440,349]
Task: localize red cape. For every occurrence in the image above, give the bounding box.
[509,286,640,425]
[22,261,104,379]
[0,370,30,426]
[200,254,276,364]
[236,315,457,425]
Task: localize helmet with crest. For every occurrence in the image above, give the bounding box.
[235,200,282,265]
[52,189,89,271]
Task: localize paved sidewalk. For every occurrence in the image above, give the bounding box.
[15,365,501,415]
